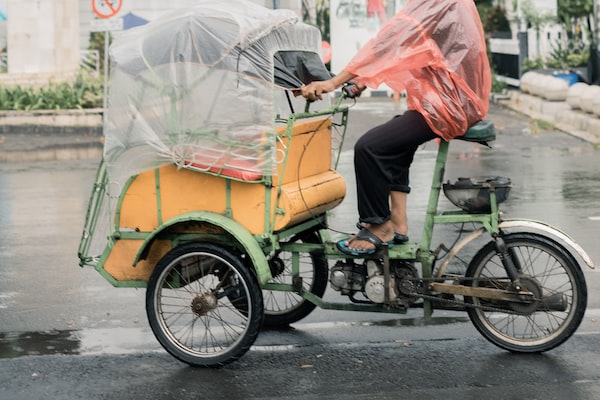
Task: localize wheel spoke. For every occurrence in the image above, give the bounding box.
[146,243,263,366]
[466,233,586,352]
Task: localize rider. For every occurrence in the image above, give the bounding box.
[301,0,491,255]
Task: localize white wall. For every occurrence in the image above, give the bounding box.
[330,0,406,94]
[7,0,79,76]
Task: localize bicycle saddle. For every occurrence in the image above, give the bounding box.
[457,120,496,146]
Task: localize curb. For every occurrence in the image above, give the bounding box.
[0,108,103,127]
[0,108,104,163]
[495,90,600,146]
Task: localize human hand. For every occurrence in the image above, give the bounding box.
[301,80,337,101]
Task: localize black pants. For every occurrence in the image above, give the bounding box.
[354,110,438,225]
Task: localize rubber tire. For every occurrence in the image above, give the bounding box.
[146,242,264,367]
[262,232,328,328]
[465,232,587,353]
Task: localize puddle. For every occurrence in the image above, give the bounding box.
[292,315,470,331]
[366,316,470,327]
[0,316,471,359]
[0,330,80,359]
[0,327,159,359]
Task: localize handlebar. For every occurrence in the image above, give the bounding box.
[342,82,361,99]
[303,82,361,113]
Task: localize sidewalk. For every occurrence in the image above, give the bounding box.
[0,109,103,162]
[494,89,600,146]
[0,91,599,163]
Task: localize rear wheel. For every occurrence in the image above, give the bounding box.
[146,242,264,367]
[262,232,328,327]
[465,232,587,353]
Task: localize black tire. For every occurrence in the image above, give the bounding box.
[465,232,587,353]
[146,242,264,367]
[262,232,328,327]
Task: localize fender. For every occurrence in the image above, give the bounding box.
[132,211,272,285]
[435,218,596,277]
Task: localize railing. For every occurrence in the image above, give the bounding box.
[80,50,100,75]
[0,50,100,74]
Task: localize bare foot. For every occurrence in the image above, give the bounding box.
[358,221,408,238]
[346,221,395,252]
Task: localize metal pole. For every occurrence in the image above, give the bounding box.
[103,31,109,128]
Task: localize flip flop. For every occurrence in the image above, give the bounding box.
[356,222,409,244]
[337,228,394,256]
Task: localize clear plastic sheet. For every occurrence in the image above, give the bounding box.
[103,0,330,186]
[345,0,491,140]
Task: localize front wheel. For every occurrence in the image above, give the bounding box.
[146,242,264,367]
[465,232,587,353]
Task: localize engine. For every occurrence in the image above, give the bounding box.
[329,259,418,307]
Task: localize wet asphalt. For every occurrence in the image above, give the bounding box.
[0,98,600,399]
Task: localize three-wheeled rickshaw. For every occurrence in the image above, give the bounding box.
[79,1,595,367]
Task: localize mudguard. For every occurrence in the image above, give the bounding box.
[435,218,596,277]
[132,211,272,285]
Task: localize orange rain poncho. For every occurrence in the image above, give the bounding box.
[345,0,491,140]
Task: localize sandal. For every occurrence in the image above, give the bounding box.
[356,222,409,244]
[337,228,394,256]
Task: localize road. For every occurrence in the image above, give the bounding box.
[0,99,599,399]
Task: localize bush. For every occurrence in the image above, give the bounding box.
[521,57,545,72]
[0,73,103,111]
[491,71,507,93]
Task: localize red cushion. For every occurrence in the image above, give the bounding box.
[184,154,263,181]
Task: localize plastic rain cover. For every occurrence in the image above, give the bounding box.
[103,0,329,186]
[345,0,491,140]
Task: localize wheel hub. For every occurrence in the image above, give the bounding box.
[190,293,217,316]
[508,276,542,314]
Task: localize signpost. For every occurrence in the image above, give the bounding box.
[91,0,124,128]
[92,0,123,19]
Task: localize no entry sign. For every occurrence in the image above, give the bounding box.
[92,0,123,19]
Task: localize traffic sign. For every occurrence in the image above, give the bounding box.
[90,17,124,32]
[92,0,123,19]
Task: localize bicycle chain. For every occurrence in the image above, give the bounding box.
[399,277,531,316]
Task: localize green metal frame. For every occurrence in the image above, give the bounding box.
[79,92,503,319]
[261,121,500,315]
[78,97,351,288]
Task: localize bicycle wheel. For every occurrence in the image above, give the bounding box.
[262,232,328,328]
[146,242,264,367]
[465,232,587,353]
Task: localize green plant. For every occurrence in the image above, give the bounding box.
[521,57,545,72]
[557,0,595,55]
[546,41,589,69]
[491,70,507,93]
[476,2,511,35]
[0,72,103,111]
[520,0,557,56]
[88,31,112,73]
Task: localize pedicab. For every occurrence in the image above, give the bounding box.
[78,1,595,367]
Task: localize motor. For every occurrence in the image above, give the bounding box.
[329,259,419,307]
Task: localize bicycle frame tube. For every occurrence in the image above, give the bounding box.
[419,140,449,254]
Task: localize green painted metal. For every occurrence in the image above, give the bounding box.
[113,174,137,231]
[301,291,408,314]
[154,168,163,226]
[269,116,295,234]
[225,179,232,219]
[80,93,513,318]
[131,210,272,285]
[78,160,107,266]
[418,138,449,320]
